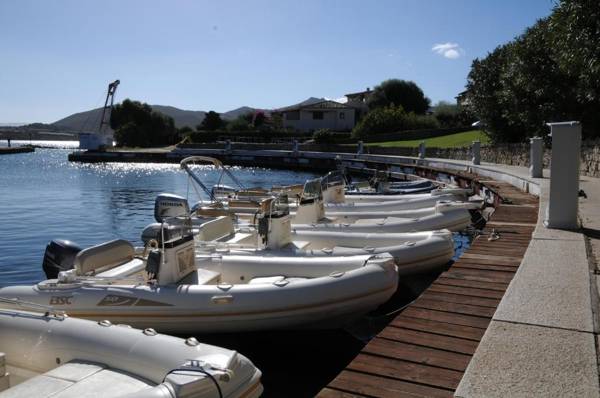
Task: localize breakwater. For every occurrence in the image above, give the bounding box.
[0,146,34,155]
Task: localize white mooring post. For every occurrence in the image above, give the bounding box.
[472,140,481,165]
[418,141,426,159]
[545,121,581,229]
[529,136,543,178]
[357,141,364,155]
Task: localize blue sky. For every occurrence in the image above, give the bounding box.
[0,0,555,123]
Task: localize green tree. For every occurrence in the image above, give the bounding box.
[352,105,439,139]
[466,0,600,141]
[227,115,251,131]
[111,99,177,147]
[367,79,431,114]
[198,111,224,131]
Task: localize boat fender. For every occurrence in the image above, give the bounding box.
[146,250,162,280]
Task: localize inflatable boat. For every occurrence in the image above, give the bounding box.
[0,302,262,398]
[287,182,473,233]
[190,177,476,233]
[142,193,455,275]
[0,222,398,334]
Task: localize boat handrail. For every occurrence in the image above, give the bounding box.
[180,156,246,202]
[0,296,66,318]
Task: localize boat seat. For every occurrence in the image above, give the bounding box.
[178,268,221,285]
[226,232,254,244]
[196,216,235,242]
[95,258,145,279]
[74,240,134,276]
[0,360,153,398]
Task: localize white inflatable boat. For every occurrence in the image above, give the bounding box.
[151,195,456,276]
[179,157,469,210]
[0,302,262,398]
[0,224,398,334]
[190,179,474,233]
[287,187,472,233]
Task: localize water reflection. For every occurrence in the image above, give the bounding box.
[0,149,315,286]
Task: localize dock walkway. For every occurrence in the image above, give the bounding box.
[319,181,538,397]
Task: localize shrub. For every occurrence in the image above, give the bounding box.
[352,106,440,138]
[312,129,335,144]
[187,131,219,143]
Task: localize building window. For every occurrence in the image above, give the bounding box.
[339,112,345,119]
[286,111,300,120]
[312,111,324,120]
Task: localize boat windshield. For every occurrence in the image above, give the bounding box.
[302,178,323,201]
[321,170,346,190]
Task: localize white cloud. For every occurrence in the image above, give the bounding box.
[325,96,348,104]
[432,42,464,59]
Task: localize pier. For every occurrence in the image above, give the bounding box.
[0,146,34,155]
[319,181,538,397]
[68,141,600,397]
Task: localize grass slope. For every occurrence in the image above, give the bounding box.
[368,130,490,148]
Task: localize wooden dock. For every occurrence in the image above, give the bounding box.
[318,181,539,398]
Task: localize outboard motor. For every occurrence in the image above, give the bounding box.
[42,239,82,279]
[142,193,192,246]
[154,193,190,223]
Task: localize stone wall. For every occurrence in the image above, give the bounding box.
[364,141,600,178]
[177,140,600,178]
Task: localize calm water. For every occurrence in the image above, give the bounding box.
[0,148,316,286]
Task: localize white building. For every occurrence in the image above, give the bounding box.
[276,100,356,132]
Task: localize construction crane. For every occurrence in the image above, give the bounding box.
[79,79,120,151]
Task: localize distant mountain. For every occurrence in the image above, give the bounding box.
[53,107,105,132]
[51,97,332,131]
[221,106,258,121]
[53,105,206,130]
[150,106,205,128]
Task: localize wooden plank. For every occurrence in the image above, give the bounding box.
[379,326,479,355]
[466,247,528,256]
[401,307,491,329]
[328,370,453,398]
[427,283,505,299]
[363,337,472,372]
[348,353,463,390]
[412,298,496,319]
[391,315,486,341]
[451,257,520,267]
[317,388,369,398]
[441,269,514,284]
[435,277,509,292]
[452,262,518,273]
[459,252,524,265]
[419,290,501,308]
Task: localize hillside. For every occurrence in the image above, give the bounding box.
[53,105,205,130]
[150,105,205,128]
[51,97,329,131]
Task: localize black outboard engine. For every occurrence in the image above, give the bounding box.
[42,239,82,279]
[153,193,190,223]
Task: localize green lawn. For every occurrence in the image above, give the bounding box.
[368,130,490,148]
